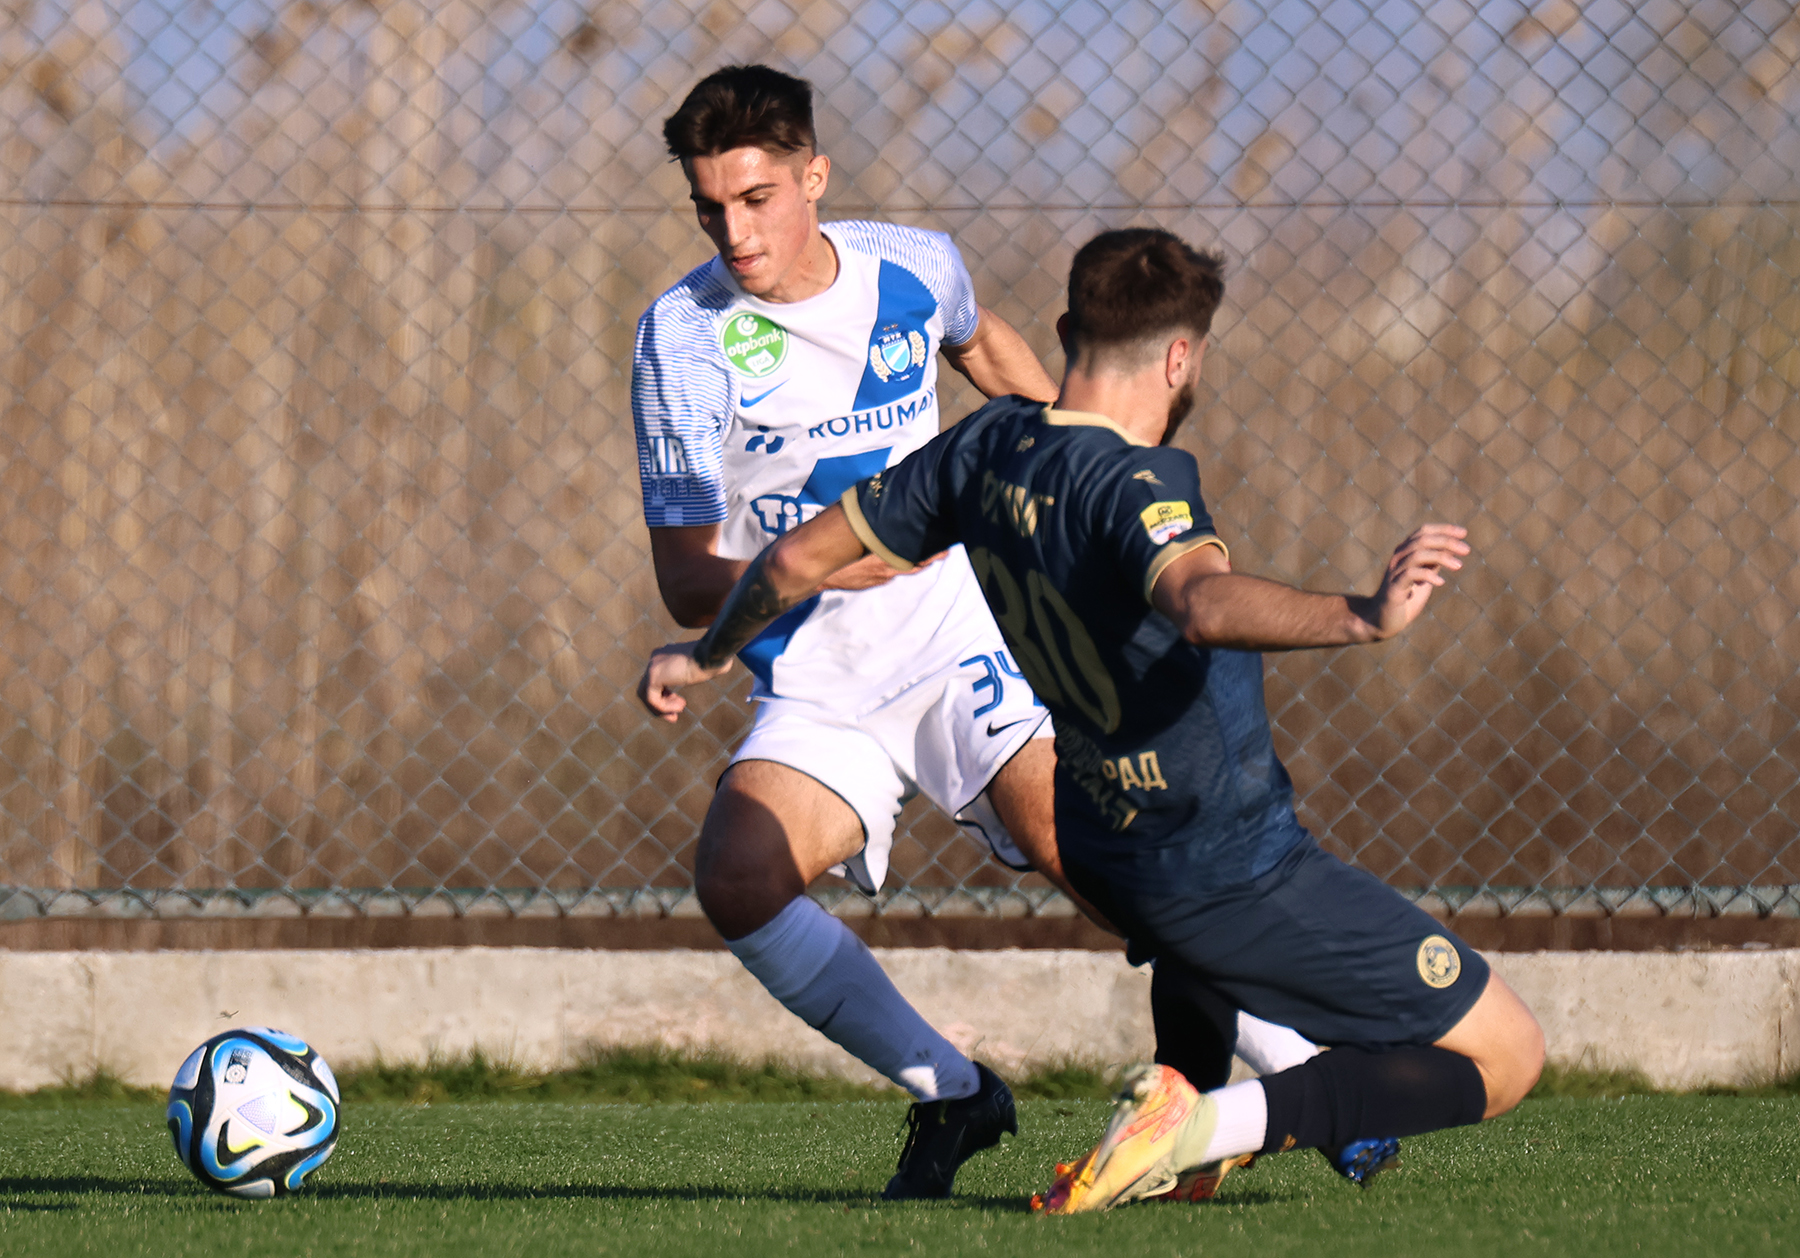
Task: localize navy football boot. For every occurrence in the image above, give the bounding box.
[882,1062,1018,1199]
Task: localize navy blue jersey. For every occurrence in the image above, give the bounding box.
[843,396,1308,891]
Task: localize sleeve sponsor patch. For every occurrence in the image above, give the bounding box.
[1139,500,1194,545]
[644,435,691,476]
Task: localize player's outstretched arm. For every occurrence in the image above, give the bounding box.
[941,305,1058,403]
[637,504,871,720]
[1152,524,1469,651]
[650,523,920,629]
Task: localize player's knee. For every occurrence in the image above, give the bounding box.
[1439,971,1544,1119]
[694,832,793,941]
[694,853,795,941]
[1503,1013,1548,1113]
[695,869,784,941]
[1479,1008,1545,1118]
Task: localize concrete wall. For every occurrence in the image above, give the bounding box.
[1,947,1794,1093]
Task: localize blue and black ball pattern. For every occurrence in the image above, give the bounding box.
[166,1026,341,1198]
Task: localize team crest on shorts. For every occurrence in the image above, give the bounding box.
[721,312,789,378]
[1416,935,1461,989]
[867,323,928,385]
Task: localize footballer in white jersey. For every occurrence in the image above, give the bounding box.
[632,66,1069,1199]
[634,219,1053,888]
[635,220,1013,715]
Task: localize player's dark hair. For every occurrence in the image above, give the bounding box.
[663,65,816,160]
[1064,229,1226,359]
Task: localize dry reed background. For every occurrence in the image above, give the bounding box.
[0,0,1796,921]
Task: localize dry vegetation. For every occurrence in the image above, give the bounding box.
[0,0,1794,910]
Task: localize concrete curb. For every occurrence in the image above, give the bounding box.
[0,947,1792,1093]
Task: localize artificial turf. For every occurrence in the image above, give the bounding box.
[0,1093,1796,1257]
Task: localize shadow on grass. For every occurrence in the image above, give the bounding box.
[0,1175,1031,1211]
[0,1176,195,1197]
[313,1182,1034,1211]
[18,1055,1800,1110]
[0,1050,1123,1108]
[1212,1188,1310,1208]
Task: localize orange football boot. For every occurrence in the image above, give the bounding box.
[1031,1064,1218,1214]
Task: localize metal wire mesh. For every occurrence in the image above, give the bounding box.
[0,0,1797,923]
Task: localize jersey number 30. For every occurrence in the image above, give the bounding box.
[968,547,1121,733]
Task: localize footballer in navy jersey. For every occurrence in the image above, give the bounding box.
[842,396,1310,893]
[644,227,1545,1213]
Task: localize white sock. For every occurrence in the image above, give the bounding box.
[727,897,980,1102]
[1234,1011,1322,1076]
[1198,1079,1269,1164]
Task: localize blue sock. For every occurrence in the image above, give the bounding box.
[727,897,979,1101]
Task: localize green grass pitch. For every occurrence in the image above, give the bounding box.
[1,1095,1796,1257]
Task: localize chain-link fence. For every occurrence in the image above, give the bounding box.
[0,0,1796,927]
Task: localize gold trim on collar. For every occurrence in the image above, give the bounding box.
[1042,407,1147,446]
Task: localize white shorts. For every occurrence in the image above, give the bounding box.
[730,645,1053,892]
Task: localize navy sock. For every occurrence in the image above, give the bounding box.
[1150,957,1240,1090]
[1259,1045,1487,1154]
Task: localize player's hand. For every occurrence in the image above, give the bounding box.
[1362,524,1469,639]
[818,549,949,591]
[637,641,732,721]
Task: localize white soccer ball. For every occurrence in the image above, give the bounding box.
[165,1026,341,1198]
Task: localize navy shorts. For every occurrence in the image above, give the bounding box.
[1067,837,1489,1051]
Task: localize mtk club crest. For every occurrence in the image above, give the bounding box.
[868,323,928,385]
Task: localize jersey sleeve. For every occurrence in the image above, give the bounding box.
[933,235,980,347]
[631,298,731,528]
[829,222,980,346]
[839,423,966,570]
[1104,448,1229,604]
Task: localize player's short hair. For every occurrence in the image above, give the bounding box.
[663,65,816,161]
[1064,229,1225,362]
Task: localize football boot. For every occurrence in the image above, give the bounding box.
[1031,1064,1217,1214]
[1326,1137,1400,1186]
[1143,1151,1257,1202]
[882,1062,1017,1199]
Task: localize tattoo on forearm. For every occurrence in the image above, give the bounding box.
[693,551,800,669]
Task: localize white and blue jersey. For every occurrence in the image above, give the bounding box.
[633,221,1001,708]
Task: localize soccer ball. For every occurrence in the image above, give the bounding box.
[165,1026,341,1198]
